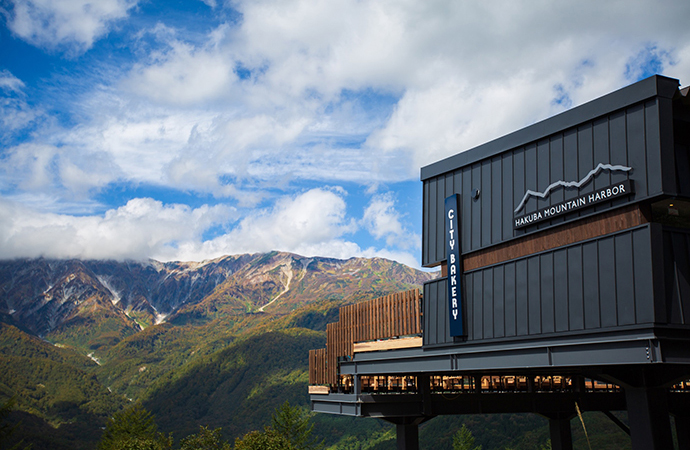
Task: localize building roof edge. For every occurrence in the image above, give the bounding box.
[420,74,681,181]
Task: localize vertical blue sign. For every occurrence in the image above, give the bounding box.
[445,194,464,337]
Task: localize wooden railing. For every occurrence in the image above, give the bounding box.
[309,289,422,388]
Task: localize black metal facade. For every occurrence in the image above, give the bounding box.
[422,75,681,265]
[424,225,659,346]
[421,75,690,350]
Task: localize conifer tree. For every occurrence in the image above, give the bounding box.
[98,403,172,450]
[233,426,293,450]
[234,401,323,450]
[271,401,323,450]
[452,424,482,450]
[180,425,231,450]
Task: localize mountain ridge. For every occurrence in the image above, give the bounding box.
[0,252,435,354]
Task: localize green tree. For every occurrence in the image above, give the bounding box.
[180,426,232,450]
[234,426,293,450]
[452,424,482,450]
[97,403,172,450]
[271,401,323,450]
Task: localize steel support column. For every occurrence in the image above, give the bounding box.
[547,416,573,450]
[385,417,429,450]
[396,422,419,450]
[625,387,674,450]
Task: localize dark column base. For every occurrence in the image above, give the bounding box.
[548,416,573,450]
[626,387,674,450]
[385,416,430,450]
[396,422,419,450]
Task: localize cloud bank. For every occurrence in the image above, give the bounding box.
[1,0,689,266]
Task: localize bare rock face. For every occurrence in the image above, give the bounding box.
[0,252,436,351]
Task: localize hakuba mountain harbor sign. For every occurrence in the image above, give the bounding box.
[514,179,633,229]
[308,74,690,450]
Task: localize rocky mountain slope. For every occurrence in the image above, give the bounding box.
[0,252,436,449]
[0,252,435,354]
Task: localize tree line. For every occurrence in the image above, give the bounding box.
[95,401,323,450]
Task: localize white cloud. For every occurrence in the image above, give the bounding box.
[161,188,423,267]
[0,197,236,260]
[172,188,356,259]
[362,193,417,249]
[3,0,690,268]
[1,143,59,191]
[0,70,25,93]
[5,0,138,54]
[0,71,44,140]
[0,189,423,267]
[114,0,690,190]
[125,32,238,106]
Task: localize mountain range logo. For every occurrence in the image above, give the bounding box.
[514,163,633,214]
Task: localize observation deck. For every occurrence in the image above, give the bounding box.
[308,75,690,450]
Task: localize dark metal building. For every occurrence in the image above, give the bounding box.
[309,75,690,450]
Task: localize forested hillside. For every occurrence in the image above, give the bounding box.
[0,253,632,449]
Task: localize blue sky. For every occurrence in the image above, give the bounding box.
[1,0,689,268]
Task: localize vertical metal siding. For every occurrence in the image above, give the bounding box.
[615,232,636,325]
[633,228,655,323]
[472,271,483,339]
[540,252,555,334]
[663,229,690,325]
[501,153,514,240]
[483,268,493,339]
[493,265,505,338]
[582,241,600,329]
[513,148,526,238]
[644,99,663,195]
[423,226,657,347]
[471,164,482,249]
[577,124,594,197]
[598,237,617,327]
[528,256,541,334]
[553,248,569,332]
[435,177,445,261]
[515,259,529,336]
[593,117,611,214]
[627,104,648,196]
[609,111,630,209]
[504,262,517,337]
[537,139,550,231]
[566,245,584,331]
[462,166,472,257]
[481,160,492,247]
[421,100,669,268]
[491,156,502,243]
[658,97,677,194]
[423,180,431,266]
[524,143,538,216]
[549,135,565,225]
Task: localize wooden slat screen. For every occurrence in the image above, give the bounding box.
[309,348,327,385]
[311,288,422,386]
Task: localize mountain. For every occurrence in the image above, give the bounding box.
[0,252,436,449]
[0,253,630,450]
[0,253,435,355]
